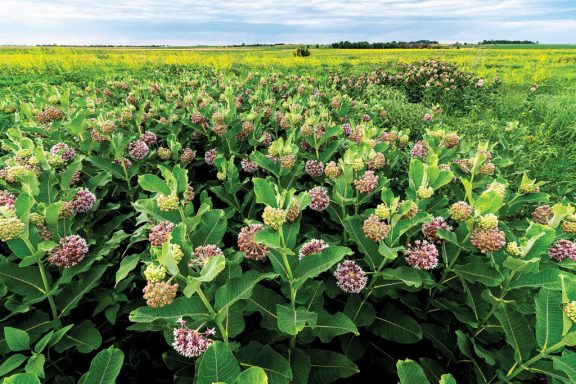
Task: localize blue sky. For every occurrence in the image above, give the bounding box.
[1,0,575,45]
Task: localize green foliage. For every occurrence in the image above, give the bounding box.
[0,61,574,384]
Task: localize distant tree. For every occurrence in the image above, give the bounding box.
[294,46,311,57]
[330,40,439,49]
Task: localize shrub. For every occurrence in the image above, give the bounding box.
[0,67,575,384]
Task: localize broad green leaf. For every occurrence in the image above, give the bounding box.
[2,373,41,384]
[342,216,380,270]
[495,303,536,362]
[0,354,27,377]
[237,342,292,384]
[4,327,30,352]
[194,254,226,282]
[233,367,268,384]
[308,350,358,384]
[215,271,277,315]
[276,305,317,335]
[551,353,576,379]
[82,346,124,384]
[115,254,140,286]
[138,174,171,195]
[54,320,102,354]
[370,306,423,344]
[252,178,277,207]
[474,191,503,214]
[379,267,422,288]
[190,209,227,246]
[55,265,108,316]
[0,259,45,297]
[397,359,430,384]
[439,374,458,384]
[311,310,359,342]
[196,341,241,384]
[24,354,45,379]
[452,263,502,287]
[87,156,126,179]
[535,288,563,350]
[129,297,209,323]
[293,246,352,289]
[509,269,562,290]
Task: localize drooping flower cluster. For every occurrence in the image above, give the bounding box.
[363,214,390,242]
[324,161,341,179]
[172,319,214,358]
[143,281,178,308]
[405,240,439,270]
[411,140,428,160]
[422,217,453,243]
[547,240,576,262]
[140,131,157,146]
[71,188,96,213]
[334,260,368,293]
[149,221,175,246]
[286,199,300,222]
[366,152,386,171]
[450,201,473,221]
[50,143,76,161]
[470,228,506,254]
[353,171,379,194]
[532,205,552,225]
[128,140,149,160]
[241,159,259,173]
[238,224,269,261]
[299,239,329,259]
[308,186,330,211]
[204,149,217,165]
[47,235,89,267]
[0,190,16,210]
[190,245,224,266]
[158,147,172,160]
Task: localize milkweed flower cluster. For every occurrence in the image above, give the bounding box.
[353,171,379,194]
[334,260,368,293]
[363,214,390,242]
[71,188,96,213]
[149,221,175,246]
[308,186,330,211]
[238,224,269,260]
[477,214,499,230]
[411,140,428,160]
[157,194,180,211]
[450,201,473,221]
[128,140,149,160]
[47,235,89,267]
[422,217,452,243]
[305,160,324,177]
[144,264,167,283]
[172,319,214,358]
[547,240,576,262]
[190,245,223,266]
[470,228,506,253]
[50,143,76,161]
[405,240,439,270]
[262,206,286,229]
[0,217,25,242]
[565,301,576,323]
[143,281,178,308]
[299,239,329,259]
[532,205,552,225]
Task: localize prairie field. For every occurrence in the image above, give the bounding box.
[1,44,576,384]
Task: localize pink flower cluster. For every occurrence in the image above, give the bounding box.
[308,186,330,211]
[547,240,576,262]
[149,221,175,246]
[172,319,214,358]
[299,239,329,259]
[47,235,89,267]
[334,260,368,293]
[422,217,453,243]
[405,240,439,270]
[237,224,269,260]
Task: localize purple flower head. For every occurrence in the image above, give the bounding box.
[405,240,439,270]
[422,217,453,243]
[411,140,428,160]
[547,240,576,262]
[308,186,330,211]
[47,235,89,267]
[140,131,157,146]
[172,322,214,358]
[305,160,324,177]
[128,140,149,160]
[299,239,329,259]
[50,143,76,161]
[149,221,175,246]
[334,260,368,293]
[71,188,96,213]
[238,224,269,260]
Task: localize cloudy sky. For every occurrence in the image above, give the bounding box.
[1,0,575,45]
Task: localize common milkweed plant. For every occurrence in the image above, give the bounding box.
[0,64,575,384]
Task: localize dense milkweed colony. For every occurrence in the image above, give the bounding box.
[0,60,575,383]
